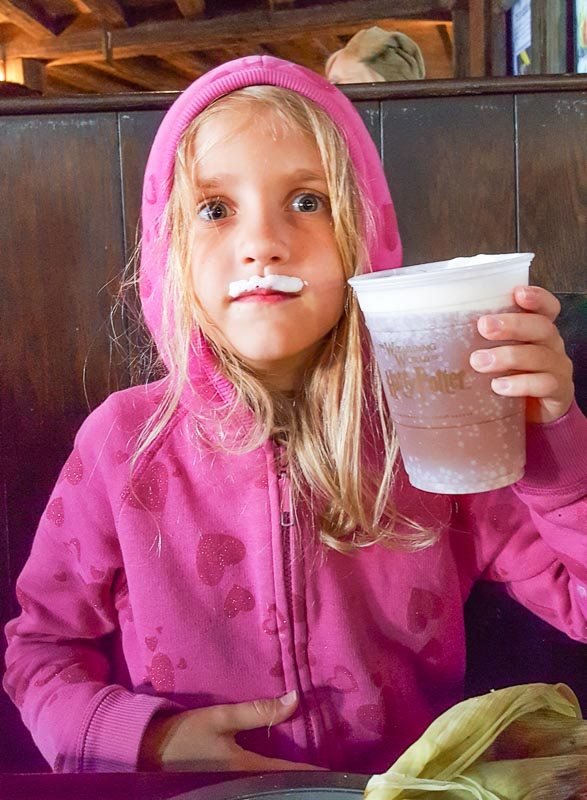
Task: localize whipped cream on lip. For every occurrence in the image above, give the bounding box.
[228,268,307,300]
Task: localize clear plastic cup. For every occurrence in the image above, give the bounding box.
[349,253,535,494]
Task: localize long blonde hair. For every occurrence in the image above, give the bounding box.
[131,86,437,552]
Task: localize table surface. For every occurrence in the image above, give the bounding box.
[0,771,370,800]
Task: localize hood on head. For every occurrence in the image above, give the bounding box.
[140,55,402,371]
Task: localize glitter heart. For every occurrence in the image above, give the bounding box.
[46,498,64,527]
[407,588,444,633]
[269,660,284,678]
[63,450,83,485]
[121,461,168,513]
[262,603,287,635]
[224,585,255,618]
[196,534,246,586]
[150,653,175,692]
[326,665,358,693]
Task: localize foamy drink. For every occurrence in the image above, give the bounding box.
[349,254,534,494]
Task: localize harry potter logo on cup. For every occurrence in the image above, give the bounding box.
[379,341,437,368]
[385,367,468,399]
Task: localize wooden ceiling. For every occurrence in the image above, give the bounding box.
[0,0,457,95]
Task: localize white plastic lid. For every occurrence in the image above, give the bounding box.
[348,253,534,313]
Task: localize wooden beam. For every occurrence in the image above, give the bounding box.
[6,0,456,64]
[4,56,45,90]
[452,4,469,78]
[59,12,105,36]
[468,0,487,77]
[174,0,205,19]
[159,51,216,78]
[0,0,56,39]
[489,2,507,76]
[45,75,83,95]
[91,57,189,91]
[531,0,568,74]
[47,63,138,92]
[72,0,127,28]
[436,22,454,60]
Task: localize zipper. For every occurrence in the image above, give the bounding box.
[274,440,318,756]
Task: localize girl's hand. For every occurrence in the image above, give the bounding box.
[138,691,321,772]
[470,286,575,425]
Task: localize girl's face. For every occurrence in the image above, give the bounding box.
[189,105,346,391]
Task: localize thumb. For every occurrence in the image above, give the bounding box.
[218,690,299,734]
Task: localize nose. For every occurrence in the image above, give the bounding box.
[237,208,290,270]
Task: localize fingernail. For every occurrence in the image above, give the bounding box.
[470,350,493,368]
[480,316,503,334]
[279,690,297,706]
[519,286,537,301]
[492,378,511,392]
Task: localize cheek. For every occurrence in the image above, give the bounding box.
[190,249,225,307]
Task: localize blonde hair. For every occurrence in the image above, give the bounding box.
[131,86,437,552]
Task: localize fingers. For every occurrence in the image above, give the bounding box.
[208,692,326,772]
[470,342,573,401]
[489,372,562,398]
[141,694,320,773]
[477,311,564,352]
[470,343,570,379]
[513,285,561,321]
[212,691,299,734]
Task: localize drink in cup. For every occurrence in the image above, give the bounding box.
[349,253,534,494]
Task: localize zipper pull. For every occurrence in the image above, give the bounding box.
[280,510,292,528]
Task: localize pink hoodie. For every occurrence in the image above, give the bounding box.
[4,56,587,774]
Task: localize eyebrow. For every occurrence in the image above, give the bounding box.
[196,169,326,190]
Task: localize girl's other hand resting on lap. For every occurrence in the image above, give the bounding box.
[138,691,322,772]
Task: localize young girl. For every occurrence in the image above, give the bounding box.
[3,56,586,776]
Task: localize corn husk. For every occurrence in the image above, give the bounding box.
[364,683,586,800]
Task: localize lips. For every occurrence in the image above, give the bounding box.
[231,288,300,302]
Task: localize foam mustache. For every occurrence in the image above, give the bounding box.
[228,271,306,299]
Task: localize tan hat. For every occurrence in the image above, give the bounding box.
[326,26,426,84]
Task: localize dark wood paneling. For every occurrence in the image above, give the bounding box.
[517,93,587,293]
[0,112,125,612]
[381,95,516,266]
[354,101,380,152]
[0,113,126,770]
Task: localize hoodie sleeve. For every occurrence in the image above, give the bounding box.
[3,396,178,772]
[453,400,587,643]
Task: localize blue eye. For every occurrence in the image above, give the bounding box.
[291,193,324,213]
[197,200,229,221]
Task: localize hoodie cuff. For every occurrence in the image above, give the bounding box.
[517,399,587,493]
[78,686,180,772]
